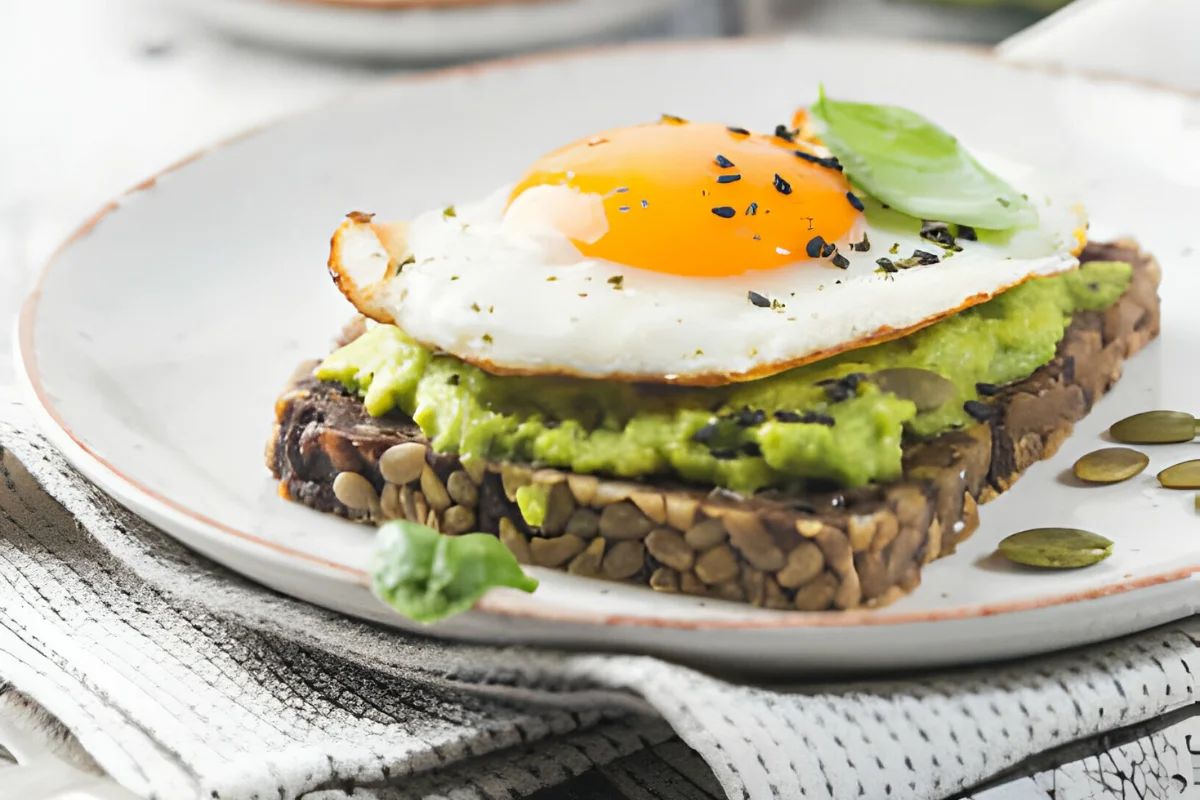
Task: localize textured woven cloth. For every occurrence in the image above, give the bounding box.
[0,413,1196,800]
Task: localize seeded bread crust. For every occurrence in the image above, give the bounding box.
[267,240,1160,610]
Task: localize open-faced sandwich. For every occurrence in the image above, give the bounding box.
[269,91,1160,617]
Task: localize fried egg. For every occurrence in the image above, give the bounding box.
[329,118,1086,385]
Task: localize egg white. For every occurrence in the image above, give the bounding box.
[328,154,1086,383]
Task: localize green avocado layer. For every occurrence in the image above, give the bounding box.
[317,260,1131,492]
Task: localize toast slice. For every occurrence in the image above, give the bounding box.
[268,240,1161,610]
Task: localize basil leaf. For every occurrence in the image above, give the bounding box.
[809,88,1037,230]
[371,520,538,623]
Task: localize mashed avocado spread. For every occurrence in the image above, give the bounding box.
[317,261,1131,492]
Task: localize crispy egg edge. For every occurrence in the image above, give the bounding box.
[326,215,1087,387]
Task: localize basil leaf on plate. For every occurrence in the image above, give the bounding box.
[809,88,1037,230]
[371,519,538,623]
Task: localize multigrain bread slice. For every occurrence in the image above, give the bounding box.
[268,239,1161,611]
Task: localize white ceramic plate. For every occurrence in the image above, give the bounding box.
[162,0,684,62]
[16,38,1200,676]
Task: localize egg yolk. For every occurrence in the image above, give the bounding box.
[506,119,861,278]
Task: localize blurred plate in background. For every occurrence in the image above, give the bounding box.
[160,0,708,62]
[740,0,1064,42]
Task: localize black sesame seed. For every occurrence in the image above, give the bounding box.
[726,126,750,136]
[746,202,758,216]
[793,150,843,171]
[920,220,959,250]
[820,242,837,258]
[850,232,871,252]
[774,125,796,142]
[717,174,742,184]
[799,412,836,427]
[641,199,649,208]
[730,406,767,426]
[742,442,763,457]
[774,410,802,423]
[963,400,999,422]
[748,291,771,308]
[824,384,853,403]
[831,253,850,270]
[715,154,735,168]
[711,448,738,460]
[958,225,978,241]
[773,174,792,195]
[875,257,898,273]
[975,382,1002,396]
[618,206,630,212]
[691,422,720,443]
[912,249,940,265]
[843,373,866,390]
[846,192,865,211]
[712,206,736,218]
[806,235,826,258]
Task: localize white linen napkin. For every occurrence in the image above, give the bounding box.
[0,406,1196,800]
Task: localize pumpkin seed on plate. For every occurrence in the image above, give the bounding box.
[1072,447,1149,484]
[998,528,1113,569]
[870,367,957,412]
[1109,410,1196,444]
[1157,459,1200,489]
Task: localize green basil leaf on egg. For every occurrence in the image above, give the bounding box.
[809,87,1038,230]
